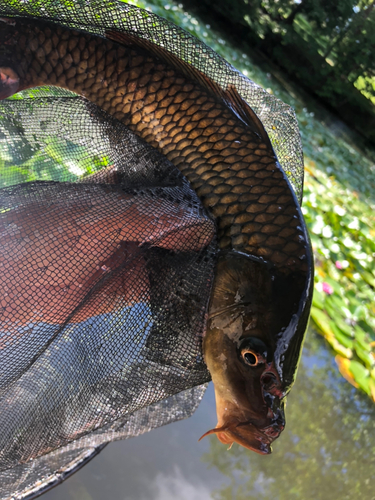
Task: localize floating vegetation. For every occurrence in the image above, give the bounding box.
[303,162,375,399]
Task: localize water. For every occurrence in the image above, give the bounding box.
[42,330,375,499]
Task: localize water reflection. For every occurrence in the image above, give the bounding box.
[39,327,375,500]
[203,329,375,499]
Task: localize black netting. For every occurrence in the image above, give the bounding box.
[0,385,207,500]
[0,1,307,497]
[0,95,215,495]
[0,0,304,200]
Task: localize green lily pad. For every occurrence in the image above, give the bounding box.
[348,360,371,396]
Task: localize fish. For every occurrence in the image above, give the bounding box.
[0,14,313,454]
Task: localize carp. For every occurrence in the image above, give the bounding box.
[0,15,313,453]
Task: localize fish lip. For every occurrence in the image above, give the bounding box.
[222,419,277,454]
[235,419,278,443]
[262,423,283,438]
[229,425,273,455]
[199,418,274,454]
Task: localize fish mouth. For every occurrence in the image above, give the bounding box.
[199,370,286,453]
[199,417,284,454]
[0,67,19,99]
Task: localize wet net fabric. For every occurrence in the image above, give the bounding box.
[0,1,305,497]
[0,385,207,500]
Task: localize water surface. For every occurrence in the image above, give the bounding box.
[41,328,375,500]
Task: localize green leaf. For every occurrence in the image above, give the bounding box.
[330,322,354,349]
[362,270,375,288]
[354,343,374,371]
[335,318,354,338]
[349,361,371,395]
[312,288,325,310]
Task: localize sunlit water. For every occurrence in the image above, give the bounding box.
[30,1,375,498]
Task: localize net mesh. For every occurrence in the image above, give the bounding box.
[0,95,216,496]
[0,0,304,200]
[0,1,305,497]
[0,385,207,500]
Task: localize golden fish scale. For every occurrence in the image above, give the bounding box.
[19,22,307,271]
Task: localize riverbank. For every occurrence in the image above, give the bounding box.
[177,0,375,146]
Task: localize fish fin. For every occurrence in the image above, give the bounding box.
[106,31,272,147]
[222,84,273,151]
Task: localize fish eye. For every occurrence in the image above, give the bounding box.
[241,349,261,366]
[238,337,268,366]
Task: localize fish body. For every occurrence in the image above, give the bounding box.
[0,16,313,453]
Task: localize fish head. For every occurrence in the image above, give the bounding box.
[202,250,313,453]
